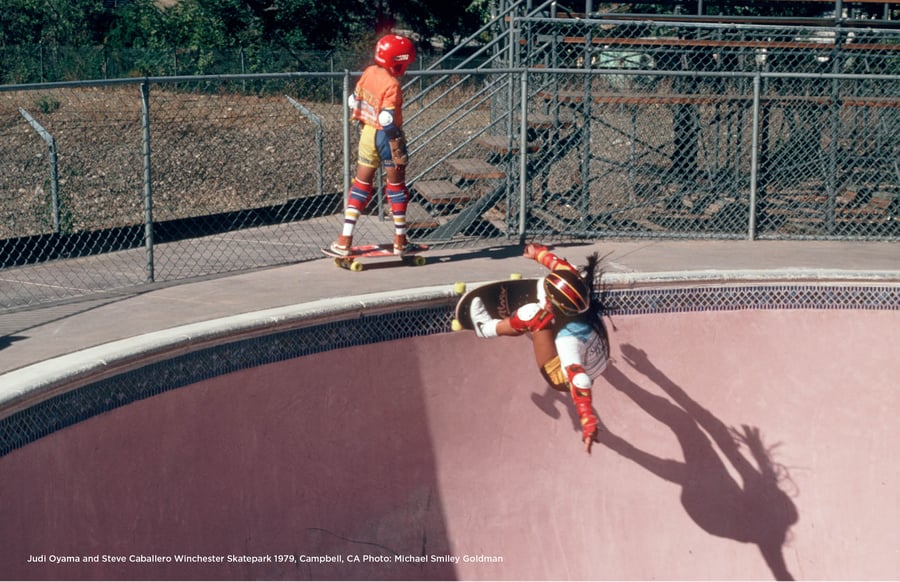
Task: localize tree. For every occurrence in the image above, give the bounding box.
[0,0,109,47]
[2,0,491,54]
[389,0,488,50]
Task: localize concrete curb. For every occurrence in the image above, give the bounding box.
[0,284,462,421]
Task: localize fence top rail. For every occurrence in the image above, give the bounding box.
[541,89,900,107]
[528,66,900,81]
[1,66,898,93]
[0,71,349,92]
[520,15,900,35]
[577,13,900,29]
[552,36,900,51]
[555,0,900,9]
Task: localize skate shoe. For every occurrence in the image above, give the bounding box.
[470,297,498,338]
[330,235,352,256]
[393,234,413,255]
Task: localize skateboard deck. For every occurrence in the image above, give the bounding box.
[322,243,428,271]
[453,278,540,331]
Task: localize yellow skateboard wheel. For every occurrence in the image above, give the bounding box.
[350,261,364,272]
[451,319,463,332]
[454,281,467,294]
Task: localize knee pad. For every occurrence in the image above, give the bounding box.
[509,303,554,333]
[566,364,592,393]
[347,179,373,210]
[540,357,568,392]
[386,182,409,213]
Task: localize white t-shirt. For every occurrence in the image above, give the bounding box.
[537,277,609,378]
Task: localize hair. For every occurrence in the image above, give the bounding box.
[557,251,612,342]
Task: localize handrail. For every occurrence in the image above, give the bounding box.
[403,1,567,196]
[413,0,527,73]
[405,0,560,110]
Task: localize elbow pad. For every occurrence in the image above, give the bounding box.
[509,303,554,333]
[378,109,400,138]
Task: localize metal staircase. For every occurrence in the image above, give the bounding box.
[398,0,899,243]
[400,0,577,243]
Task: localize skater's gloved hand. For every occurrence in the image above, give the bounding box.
[580,412,599,454]
[523,243,548,259]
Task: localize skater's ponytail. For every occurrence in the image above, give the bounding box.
[580,252,613,342]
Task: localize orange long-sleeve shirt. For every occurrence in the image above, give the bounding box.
[350,65,403,129]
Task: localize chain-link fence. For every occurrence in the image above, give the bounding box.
[511,17,900,239]
[1,74,350,307]
[0,45,483,87]
[1,17,898,312]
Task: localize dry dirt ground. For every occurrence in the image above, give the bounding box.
[1,83,499,241]
[1,86,351,240]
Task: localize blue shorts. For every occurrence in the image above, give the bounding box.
[357,124,403,169]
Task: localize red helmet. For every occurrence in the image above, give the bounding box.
[375,34,416,76]
[543,269,590,316]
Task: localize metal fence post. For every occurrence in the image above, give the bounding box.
[748,73,762,241]
[826,23,845,235]
[18,108,60,233]
[140,81,155,282]
[519,70,529,239]
[342,71,351,212]
[581,19,594,220]
[286,96,324,197]
[507,18,520,238]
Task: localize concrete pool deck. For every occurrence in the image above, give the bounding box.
[2,238,898,378]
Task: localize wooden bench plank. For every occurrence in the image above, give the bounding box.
[522,112,574,130]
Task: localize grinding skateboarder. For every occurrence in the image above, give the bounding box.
[469,243,610,453]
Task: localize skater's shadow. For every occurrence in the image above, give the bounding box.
[596,344,799,581]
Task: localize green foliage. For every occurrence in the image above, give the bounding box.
[35,94,60,114]
[1,0,490,56]
[396,0,489,50]
[0,0,108,47]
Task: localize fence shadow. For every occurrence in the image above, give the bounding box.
[597,343,799,581]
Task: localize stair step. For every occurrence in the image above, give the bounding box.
[413,180,474,204]
[445,158,506,180]
[521,112,574,130]
[477,135,541,155]
[531,207,570,231]
[405,200,440,229]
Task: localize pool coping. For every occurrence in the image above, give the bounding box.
[1,268,898,423]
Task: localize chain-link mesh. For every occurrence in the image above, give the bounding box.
[1,86,149,304]
[144,78,346,281]
[2,16,898,311]
[514,17,899,240]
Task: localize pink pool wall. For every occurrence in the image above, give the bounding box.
[1,307,897,580]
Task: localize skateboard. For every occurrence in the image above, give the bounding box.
[321,243,428,272]
[452,276,539,331]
